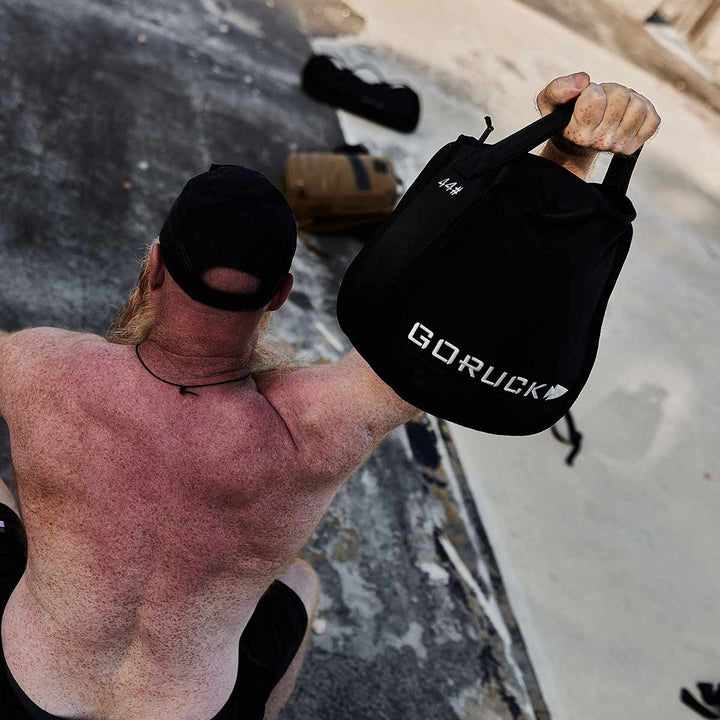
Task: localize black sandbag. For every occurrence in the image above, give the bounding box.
[337,99,642,436]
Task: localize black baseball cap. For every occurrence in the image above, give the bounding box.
[159,164,297,311]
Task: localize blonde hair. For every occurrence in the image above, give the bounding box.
[105,239,303,375]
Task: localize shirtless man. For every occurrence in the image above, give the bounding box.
[0,73,659,719]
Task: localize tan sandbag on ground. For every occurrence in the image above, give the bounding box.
[282,151,399,233]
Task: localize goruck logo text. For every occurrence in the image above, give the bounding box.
[408,321,568,401]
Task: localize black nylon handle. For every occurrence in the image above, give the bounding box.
[484,98,579,167]
[602,144,642,194]
[453,97,642,194]
[453,98,578,178]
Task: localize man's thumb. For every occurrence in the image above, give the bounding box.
[537,72,590,115]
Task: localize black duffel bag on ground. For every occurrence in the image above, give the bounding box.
[336,99,642,436]
[301,54,421,133]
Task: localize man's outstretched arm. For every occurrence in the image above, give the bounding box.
[535,71,661,180]
[268,73,660,481]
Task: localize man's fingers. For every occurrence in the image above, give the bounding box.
[611,92,648,154]
[623,101,661,154]
[537,74,661,157]
[556,82,661,155]
[561,83,606,147]
[536,72,590,116]
[589,83,632,150]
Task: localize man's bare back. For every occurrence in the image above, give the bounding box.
[0,327,409,719]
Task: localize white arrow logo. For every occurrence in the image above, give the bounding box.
[543,385,569,401]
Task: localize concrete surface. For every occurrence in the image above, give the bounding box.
[300,0,720,719]
[513,0,720,112]
[644,17,719,84]
[0,0,548,718]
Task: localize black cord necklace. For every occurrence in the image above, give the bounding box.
[135,343,251,397]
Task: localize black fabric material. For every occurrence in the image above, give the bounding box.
[0,503,39,720]
[333,142,370,155]
[551,411,584,466]
[337,99,641,435]
[159,164,297,312]
[0,504,308,720]
[214,581,308,720]
[347,155,372,190]
[681,688,720,719]
[301,54,421,133]
[681,684,720,719]
[699,685,720,708]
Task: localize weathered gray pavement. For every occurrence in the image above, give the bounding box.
[0,1,547,717]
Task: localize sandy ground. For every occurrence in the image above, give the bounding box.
[288,0,720,718]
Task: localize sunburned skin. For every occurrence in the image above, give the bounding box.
[0,328,418,720]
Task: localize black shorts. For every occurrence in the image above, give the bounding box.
[0,503,308,720]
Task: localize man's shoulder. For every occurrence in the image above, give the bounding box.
[1,325,90,348]
[0,327,98,411]
[1,325,68,359]
[0,326,99,372]
[252,352,419,482]
[252,362,321,450]
[253,360,357,481]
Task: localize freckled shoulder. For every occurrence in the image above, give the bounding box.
[252,351,420,484]
[0,326,91,418]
